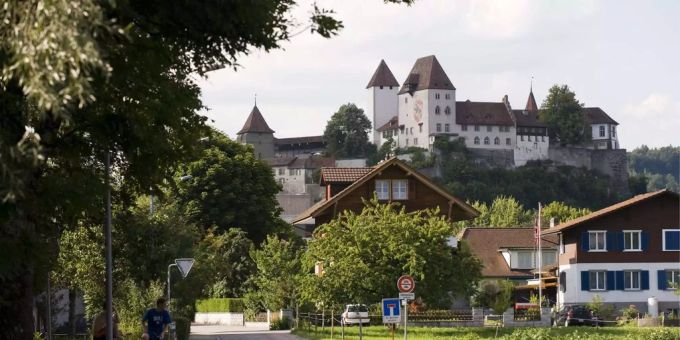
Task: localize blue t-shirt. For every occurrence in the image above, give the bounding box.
[143,308,171,339]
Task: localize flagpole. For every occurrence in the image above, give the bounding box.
[537,202,542,309]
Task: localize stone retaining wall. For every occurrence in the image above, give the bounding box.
[194,312,244,326]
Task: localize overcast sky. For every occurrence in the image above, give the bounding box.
[197,0,679,150]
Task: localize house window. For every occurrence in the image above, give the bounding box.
[289,169,294,176]
[278,168,285,175]
[414,138,418,145]
[445,106,451,115]
[474,137,480,145]
[515,251,533,269]
[392,179,408,200]
[588,231,606,251]
[462,125,468,131]
[487,125,492,132]
[589,271,606,291]
[494,137,500,145]
[528,136,532,142]
[483,137,490,145]
[436,123,442,132]
[542,250,557,266]
[474,125,480,132]
[520,135,524,141]
[667,270,680,289]
[541,136,545,142]
[435,106,441,115]
[624,271,641,290]
[612,126,616,138]
[445,124,450,132]
[375,180,390,200]
[506,138,511,145]
[663,229,680,251]
[599,125,605,137]
[623,231,641,251]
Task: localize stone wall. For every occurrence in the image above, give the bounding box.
[466,148,515,169]
[549,146,629,196]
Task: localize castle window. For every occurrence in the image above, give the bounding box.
[435,106,441,115]
[410,127,413,134]
[445,124,450,132]
[599,125,605,137]
[380,86,384,89]
[484,137,490,145]
[445,106,451,115]
[435,93,440,100]
[445,93,451,100]
[494,137,500,145]
[506,138,511,145]
[474,125,480,132]
[487,125,492,132]
[390,86,393,90]
[414,138,418,145]
[521,135,524,141]
[474,137,480,145]
[462,125,468,131]
[405,97,408,104]
[436,123,442,132]
[406,138,409,146]
[419,124,423,133]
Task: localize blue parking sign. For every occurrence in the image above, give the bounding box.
[382,298,401,324]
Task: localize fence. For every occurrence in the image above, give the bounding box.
[297,309,482,329]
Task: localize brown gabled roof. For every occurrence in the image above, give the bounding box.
[266,157,297,167]
[275,135,324,145]
[460,228,558,278]
[455,101,515,126]
[292,158,478,224]
[237,105,275,134]
[320,167,373,184]
[512,109,548,128]
[290,156,336,169]
[366,60,400,89]
[376,116,399,132]
[583,107,618,125]
[398,55,455,94]
[525,91,538,112]
[543,190,679,235]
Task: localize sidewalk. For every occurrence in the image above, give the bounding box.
[189,324,304,340]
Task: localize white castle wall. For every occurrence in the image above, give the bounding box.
[368,86,398,144]
[514,135,549,166]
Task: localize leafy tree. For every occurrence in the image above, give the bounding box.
[474,280,514,315]
[456,196,534,229]
[628,145,679,182]
[323,103,373,158]
[249,235,303,311]
[367,138,396,166]
[301,199,482,309]
[174,131,285,243]
[539,85,590,146]
[541,201,591,226]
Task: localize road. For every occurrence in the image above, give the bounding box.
[189,324,305,340]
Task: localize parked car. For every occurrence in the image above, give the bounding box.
[553,305,600,326]
[341,304,370,325]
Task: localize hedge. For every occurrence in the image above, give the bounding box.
[174,317,191,340]
[195,298,245,313]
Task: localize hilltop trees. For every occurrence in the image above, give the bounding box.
[539,85,591,146]
[323,103,374,158]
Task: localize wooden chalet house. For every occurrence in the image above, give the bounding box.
[542,190,680,314]
[292,158,478,236]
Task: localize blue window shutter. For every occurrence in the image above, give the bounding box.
[581,271,590,291]
[615,271,625,290]
[606,271,615,290]
[618,232,625,251]
[658,270,667,290]
[606,232,616,251]
[641,232,650,251]
[641,271,650,290]
[666,230,680,250]
[581,232,589,251]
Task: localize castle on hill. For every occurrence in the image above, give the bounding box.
[366,56,620,166]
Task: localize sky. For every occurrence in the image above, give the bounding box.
[197,0,679,150]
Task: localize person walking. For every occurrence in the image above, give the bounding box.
[142,298,172,340]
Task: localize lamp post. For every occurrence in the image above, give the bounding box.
[105,152,113,340]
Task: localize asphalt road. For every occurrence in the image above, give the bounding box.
[189,324,305,340]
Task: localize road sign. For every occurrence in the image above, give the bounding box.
[382,298,401,324]
[175,258,195,278]
[399,292,415,300]
[397,275,415,293]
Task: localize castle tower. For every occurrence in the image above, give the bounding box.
[525,87,538,112]
[236,105,275,159]
[397,55,456,150]
[366,60,400,145]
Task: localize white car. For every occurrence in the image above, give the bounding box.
[341,304,370,325]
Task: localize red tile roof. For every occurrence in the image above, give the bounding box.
[320,167,373,184]
[584,107,618,125]
[237,105,275,134]
[376,116,399,132]
[543,190,678,235]
[461,228,558,278]
[398,55,455,94]
[366,60,400,89]
[455,101,514,125]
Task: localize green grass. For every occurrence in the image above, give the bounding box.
[293,325,680,339]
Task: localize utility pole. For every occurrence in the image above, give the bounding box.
[105,152,113,340]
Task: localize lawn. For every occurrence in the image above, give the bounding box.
[293,325,680,339]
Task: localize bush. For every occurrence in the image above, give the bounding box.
[502,328,551,340]
[647,328,680,340]
[270,316,291,330]
[174,317,191,340]
[195,298,245,313]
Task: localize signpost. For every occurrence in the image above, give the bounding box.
[167,258,194,340]
[382,298,401,324]
[396,275,415,340]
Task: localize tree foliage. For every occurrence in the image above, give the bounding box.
[628,145,680,192]
[474,280,514,315]
[323,103,374,158]
[249,235,303,311]
[539,84,590,146]
[301,199,482,309]
[541,201,591,226]
[174,131,284,243]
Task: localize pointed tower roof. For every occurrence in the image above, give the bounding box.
[398,55,455,95]
[525,90,538,112]
[366,60,400,89]
[237,105,275,134]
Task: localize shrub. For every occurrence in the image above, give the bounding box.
[647,328,680,340]
[174,317,191,340]
[195,298,245,313]
[502,328,551,340]
[270,316,291,330]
